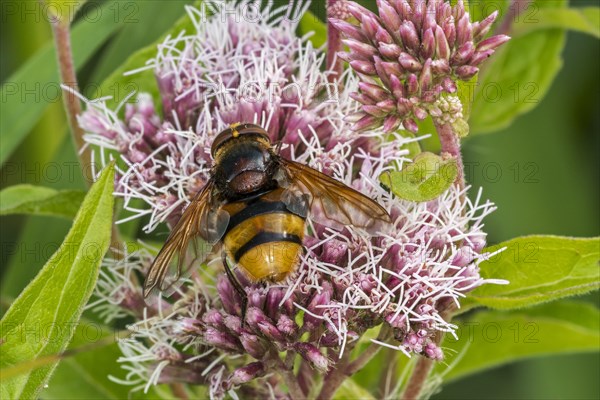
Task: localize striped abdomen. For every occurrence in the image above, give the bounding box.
[222,188,305,282]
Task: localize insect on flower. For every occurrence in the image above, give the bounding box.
[143,123,391,318]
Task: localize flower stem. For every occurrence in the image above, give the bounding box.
[496,0,533,36]
[50,19,93,186]
[318,326,391,400]
[435,121,465,190]
[326,0,344,81]
[401,307,456,400]
[50,17,124,259]
[401,353,435,400]
[272,350,305,399]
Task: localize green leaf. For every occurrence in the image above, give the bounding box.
[0,1,124,165]
[470,0,567,134]
[0,163,115,400]
[333,378,376,400]
[463,236,600,311]
[1,136,87,300]
[41,321,133,400]
[435,301,600,382]
[513,7,600,39]
[0,185,85,219]
[379,152,458,202]
[299,10,327,48]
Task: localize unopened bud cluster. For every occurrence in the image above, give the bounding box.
[331,0,509,132]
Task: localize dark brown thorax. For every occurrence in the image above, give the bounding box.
[211,124,277,199]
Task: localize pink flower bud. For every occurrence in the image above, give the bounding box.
[406,73,419,94]
[442,16,456,48]
[305,281,333,327]
[265,288,285,320]
[277,314,298,337]
[295,343,330,372]
[455,65,479,80]
[451,41,475,65]
[351,114,380,131]
[381,60,403,78]
[399,52,422,72]
[420,28,435,60]
[343,39,378,59]
[391,0,411,19]
[224,315,242,334]
[349,60,377,75]
[375,26,394,44]
[351,92,376,106]
[204,326,241,352]
[230,362,266,385]
[359,82,391,102]
[411,0,425,30]
[441,77,457,93]
[477,34,510,52]
[403,117,418,132]
[376,99,397,113]
[399,21,420,53]
[361,14,383,41]
[390,75,407,99]
[456,13,472,46]
[217,275,241,316]
[378,0,401,32]
[329,18,367,41]
[413,106,428,120]
[431,58,451,74]
[418,59,433,92]
[396,97,412,115]
[240,334,268,359]
[383,114,402,132]
[347,2,378,22]
[469,49,494,66]
[425,342,444,360]
[361,105,389,118]
[378,42,403,59]
[473,10,499,41]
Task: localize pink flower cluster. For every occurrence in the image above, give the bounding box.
[79,2,506,398]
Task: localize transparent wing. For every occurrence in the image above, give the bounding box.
[276,158,390,233]
[143,179,229,298]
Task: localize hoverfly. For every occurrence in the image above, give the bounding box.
[143,123,390,316]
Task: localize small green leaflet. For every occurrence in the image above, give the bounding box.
[379,152,458,202]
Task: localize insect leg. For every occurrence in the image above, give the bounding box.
[221,251,248,323]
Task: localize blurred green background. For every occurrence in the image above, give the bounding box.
[1,0,598,399]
